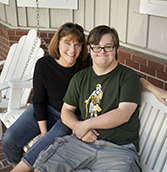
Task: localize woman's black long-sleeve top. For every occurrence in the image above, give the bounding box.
[33,55,90,121]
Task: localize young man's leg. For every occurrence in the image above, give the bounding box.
[90,140,141,172]
[34,135,141,172]
[34,135,96,172]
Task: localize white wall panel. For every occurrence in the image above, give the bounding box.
[74,0,84,27]
[0,3,6,22]
[26,8,37,27]
[85,0,94,31]
[127,0,148,47]
[27,8,50,28]
[95,0,110,26]
[110,0,128,43]
[148,16,167,54]
[17,7,27,27]
[37,8,50,28]
[50,9,73,28]
[5,0,17,26]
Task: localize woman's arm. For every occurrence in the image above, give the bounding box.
[33,59,49,121]
[32,120,48,144]
[140,78,167,106]
[38,120,48,134]
[32,59,49,143]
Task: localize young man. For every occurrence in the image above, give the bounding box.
[34,25,142,172]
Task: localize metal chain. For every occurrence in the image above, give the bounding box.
[36,0,49,49]
[19,37,38,82]
[36,0,40,34]
[40,36,49,49]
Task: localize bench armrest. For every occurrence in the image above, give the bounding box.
[0,73,33,91]
[8,80,33,88]
[7,80,33,110]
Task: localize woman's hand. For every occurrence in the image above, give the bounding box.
[33,132,47,145]
[32,120,48,146]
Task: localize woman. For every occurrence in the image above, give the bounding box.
[2,22,167,172]
[2,22,89,172]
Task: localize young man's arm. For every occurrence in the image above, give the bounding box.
[61,102,137,142]
[61,103,78,130]
[140,78,167,106]
[61,102,99,142]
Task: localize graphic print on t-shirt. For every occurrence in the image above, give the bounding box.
[84,84,103,119]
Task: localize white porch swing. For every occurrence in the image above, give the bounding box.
[0,0,45,151]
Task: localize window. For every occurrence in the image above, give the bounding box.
[0,0,9,4]
[17,0,78,9]
[140,0,167,17]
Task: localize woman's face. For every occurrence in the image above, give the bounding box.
[58,35,82,67]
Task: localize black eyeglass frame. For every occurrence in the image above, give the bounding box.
[60,24,84,33]
[90,45,115,53]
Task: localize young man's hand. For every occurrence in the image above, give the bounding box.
[72,121,89,139]
[81,129,99,143]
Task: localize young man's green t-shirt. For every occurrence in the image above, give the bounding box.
[63,63,141,151]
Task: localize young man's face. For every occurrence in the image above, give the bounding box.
[88,33,117,74]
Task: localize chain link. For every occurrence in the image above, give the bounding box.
[40,37,49,49]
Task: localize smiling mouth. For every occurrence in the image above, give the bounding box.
[66,53,76,57]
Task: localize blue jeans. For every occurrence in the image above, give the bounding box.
[34,135,141,172]
[2,105,71,169]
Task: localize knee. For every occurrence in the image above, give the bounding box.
[2,131,14,148]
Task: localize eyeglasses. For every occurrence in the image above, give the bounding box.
[60,24,84,33]
[90,45,115,53]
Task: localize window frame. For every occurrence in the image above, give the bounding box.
[17,0,78,9]
[140,0,167,17]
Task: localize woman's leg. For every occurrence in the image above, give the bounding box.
[20,106,72,170]
[22,119,71,170]
[2,105,40,165]
[10,118,71,172]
